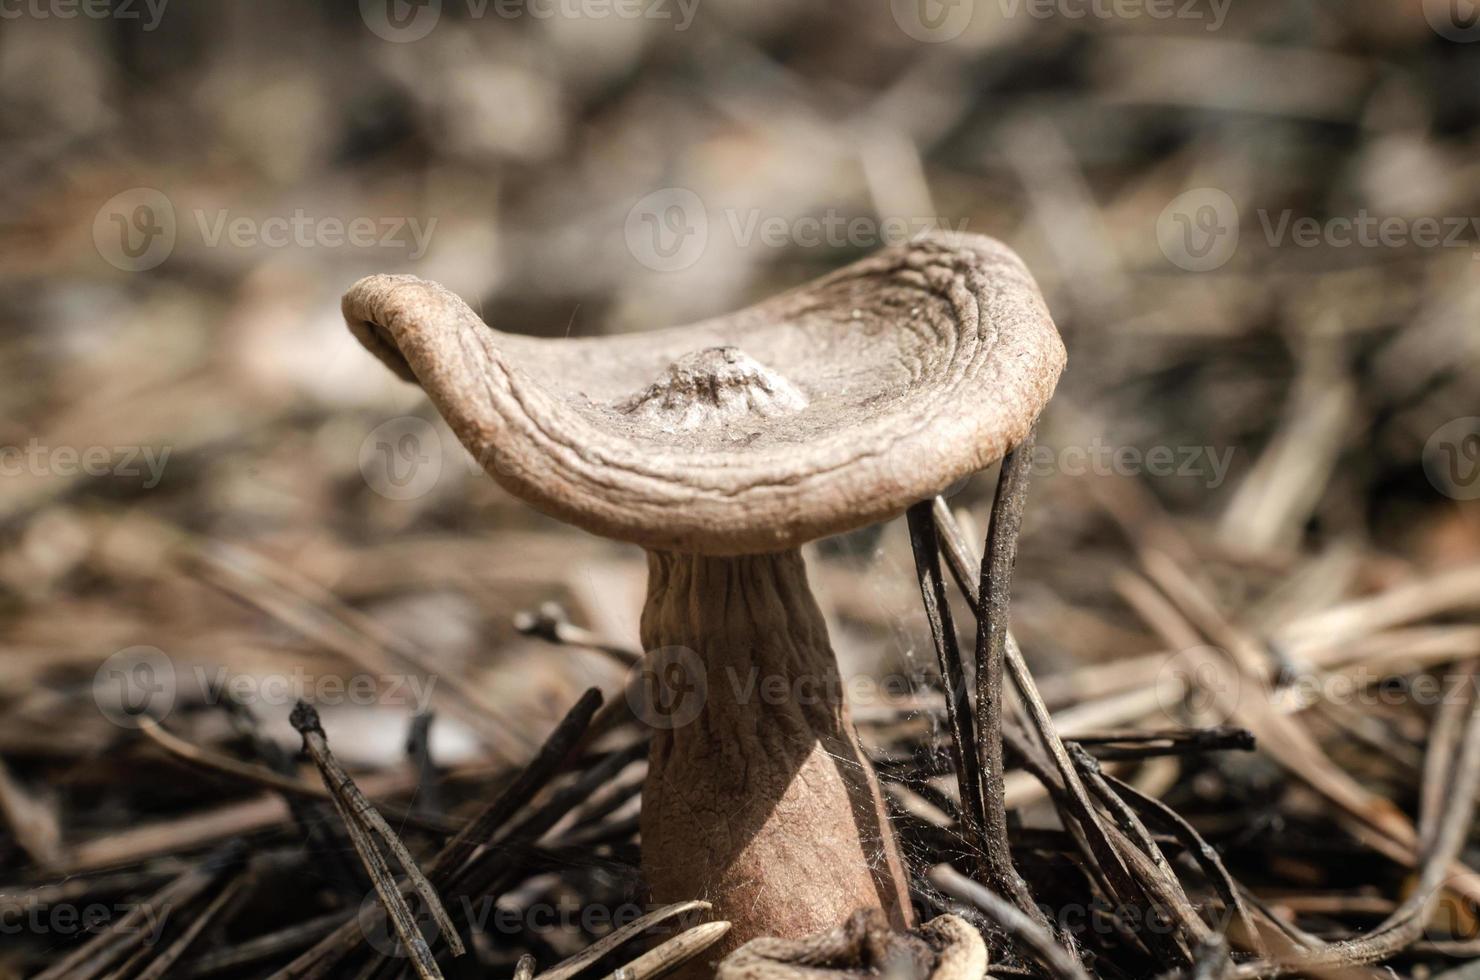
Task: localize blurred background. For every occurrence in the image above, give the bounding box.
[2,0,1480,975]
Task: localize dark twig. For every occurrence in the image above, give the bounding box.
[278,689,608,978]
[1070,744,1208,961]
[182,912,353,977]
[432,687,604,884]
[929,863,1091,980]
[133,871,250,980]
[972,430,1054,929]
[906,502,990,882]
[1100,771,1264,956]
[32,844,242,980]
[515,602,643,667]
[1233,658,1480,976]
[603,921,732,979]
[290,701,463,980]
[534,900,712,980]
[1071,726,1256,762]
[406,711,443,820]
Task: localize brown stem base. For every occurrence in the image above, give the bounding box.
[638,548,913,969]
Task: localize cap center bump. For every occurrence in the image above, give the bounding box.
[617,346,808,433]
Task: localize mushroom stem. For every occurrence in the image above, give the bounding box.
[638,548,913,962]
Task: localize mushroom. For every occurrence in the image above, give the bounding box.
[342,232,1064,962]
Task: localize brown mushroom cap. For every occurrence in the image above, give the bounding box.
[344,232,1064,555]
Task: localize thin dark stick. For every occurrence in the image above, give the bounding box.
[971,431,1052,928]
[1069,744,1208,961]
[1100,772,1263,957]
[32,844,240,980]
[938,487,1163,941]
[905,502,991,883]
[431,687,604,884]
[1067,744,1179,886]
[406,712,443,820]
[134,872,250,980]
[182,912,353,978]
[1070,726,1256,762]
[291,702,463,980]
[272,689,605,980]
[929,864,1091,980]
[1233,658,1480,976]
[363,742,649,978]
[1004,631,1185,965]
[535,900,711,980]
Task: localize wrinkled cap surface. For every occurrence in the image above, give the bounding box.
[344,232,1064,555]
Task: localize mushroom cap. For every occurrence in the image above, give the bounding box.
[344,232,1064,555]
